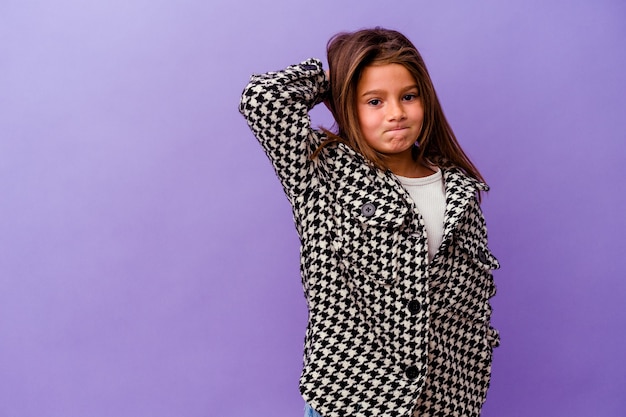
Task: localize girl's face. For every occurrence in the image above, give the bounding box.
[356,63,424,164]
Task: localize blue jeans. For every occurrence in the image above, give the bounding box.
[304,403,323,417]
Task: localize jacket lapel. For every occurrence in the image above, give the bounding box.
[441,167,488,244]
[323,142,414,211]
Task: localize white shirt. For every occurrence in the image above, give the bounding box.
[396,169,446,262]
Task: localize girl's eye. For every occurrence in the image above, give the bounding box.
[403,94,417,101]
[367,99,382,106]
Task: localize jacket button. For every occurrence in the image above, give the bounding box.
[407,300,421,314]
[405,365,419,379]
[301,64,317,70]
[361,203,376,217]
[478,249,488,264]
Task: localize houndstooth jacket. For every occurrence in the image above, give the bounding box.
[239,59,500,417]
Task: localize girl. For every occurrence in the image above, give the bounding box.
[239,28,500,417]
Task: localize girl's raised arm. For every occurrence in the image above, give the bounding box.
[239,59,329,201]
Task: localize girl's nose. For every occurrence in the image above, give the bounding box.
[387,101,406,121]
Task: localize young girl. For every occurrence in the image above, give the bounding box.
[239,28,500,417]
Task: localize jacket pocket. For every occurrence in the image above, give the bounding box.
[418,308,497,416]
[443,232,499,323]
[330,184,409,285]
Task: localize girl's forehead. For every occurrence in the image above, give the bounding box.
[358,64,417,90]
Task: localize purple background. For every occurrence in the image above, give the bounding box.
[1,1,625,416]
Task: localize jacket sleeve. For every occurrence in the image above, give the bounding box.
[239,58,329,201]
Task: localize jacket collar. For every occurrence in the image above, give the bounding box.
[441,167,488,244]
[320,143,487,240]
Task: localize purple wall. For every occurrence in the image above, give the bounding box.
[1,1,625,416]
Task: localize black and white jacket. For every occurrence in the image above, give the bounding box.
[239,58,500,417]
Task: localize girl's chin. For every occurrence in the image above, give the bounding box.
[379,144,415,157]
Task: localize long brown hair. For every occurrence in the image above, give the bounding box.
[316,27,485,185]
